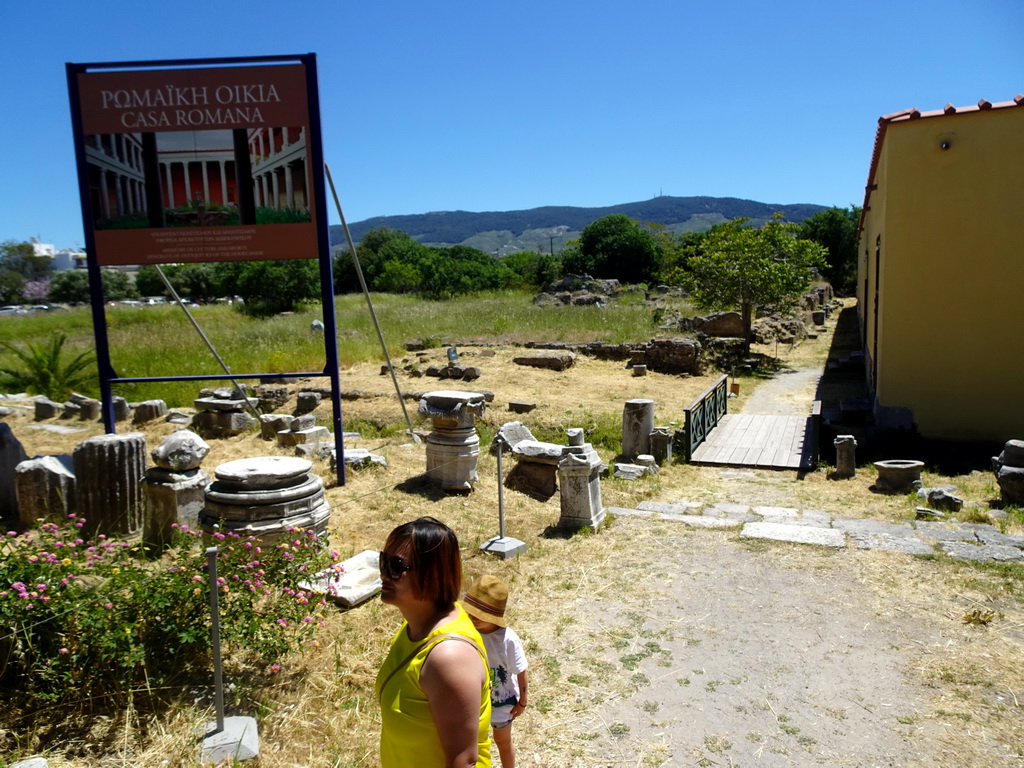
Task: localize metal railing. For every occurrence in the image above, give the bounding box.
[683,374,729,461]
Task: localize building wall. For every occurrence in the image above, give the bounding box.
[859,106,1024,440]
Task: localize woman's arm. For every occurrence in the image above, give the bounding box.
[420,640,487,768]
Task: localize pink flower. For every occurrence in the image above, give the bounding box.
[59,648,69,655]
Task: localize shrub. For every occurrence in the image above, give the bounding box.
[0,515,339,705]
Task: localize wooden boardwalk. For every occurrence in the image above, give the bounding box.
[689,413,816,470]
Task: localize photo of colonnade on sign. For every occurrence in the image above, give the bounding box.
[82,127,312,230]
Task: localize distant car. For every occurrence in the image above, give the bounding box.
[0,305,25,315]
[119,300,142,307]
[29,305,51,312]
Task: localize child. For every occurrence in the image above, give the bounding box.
[462,575,529,768]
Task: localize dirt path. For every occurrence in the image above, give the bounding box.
[571,527,940,768]
[738,367,823,416]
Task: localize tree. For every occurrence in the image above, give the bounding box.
[234,260,320,316]
[682,216,828,353]
[567,214,661,285]
[501,250,562,290]
[334,226,415,293]
[799,206,860,295]
[48,269,138,304]
[48,270,90,304]
[0,240,52,282]
[134,265,167,298]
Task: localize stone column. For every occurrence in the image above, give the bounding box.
[73,432,147,538]
[833,435,857,479]
[419,390,487,492]
[15,455,76,528]
[621,399,655,460]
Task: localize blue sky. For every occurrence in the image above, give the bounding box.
[1,0,1020,249]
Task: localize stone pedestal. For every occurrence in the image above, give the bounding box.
[200,457,330,541]
[73,432,147,537]
[144,468,209,547]
[15,455,76,528]
[621,399,655,460]
[419,390,486,492]
[144,431,210,547]
[833,435,857,479]
[649,428,673,465]
[557,442,605,532]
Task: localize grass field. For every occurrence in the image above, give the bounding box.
[0,291,675,406]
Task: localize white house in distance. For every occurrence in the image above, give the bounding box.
[31,238,86,271]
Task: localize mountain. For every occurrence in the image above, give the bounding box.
[329,195,828,256]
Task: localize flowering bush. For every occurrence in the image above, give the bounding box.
[0,514,340,704]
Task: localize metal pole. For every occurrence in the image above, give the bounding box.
[497,446,506,539]
[154,266,262,421]
[324,163,419,442]
[206,546,225,733]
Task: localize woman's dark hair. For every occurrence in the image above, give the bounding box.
[384,517,462,610]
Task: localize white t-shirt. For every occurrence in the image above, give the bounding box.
[480,626,528,725]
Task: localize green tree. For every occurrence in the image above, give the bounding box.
[134,265,167,298]
[0,270,25,304]
[501,250,562,289]
[1,240,52,282]
[568,214,661,285]
[235,260,320,316]
[0,333,97,399]
[682,216,828,353]
[47,269,138,304]
[48,270,90,304]
[101,269,138,301]
[799,206,860,295]
[334,226,415,293]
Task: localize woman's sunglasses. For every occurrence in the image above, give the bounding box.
[379,552,411,581]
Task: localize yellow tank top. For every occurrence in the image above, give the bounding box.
[375,604,492,768]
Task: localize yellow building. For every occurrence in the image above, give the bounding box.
[857,96,1024,442]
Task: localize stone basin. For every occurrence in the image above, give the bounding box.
[873,459,924,493]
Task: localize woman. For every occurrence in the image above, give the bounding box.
[375,517,492,768]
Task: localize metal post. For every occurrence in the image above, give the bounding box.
[497,446,505,539]
[206,546,225,733]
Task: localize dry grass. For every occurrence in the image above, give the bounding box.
[4,308,1024,767]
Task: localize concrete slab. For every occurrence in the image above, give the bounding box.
[740,522,846,548]
[752,506,799,517]
[11,758,48,768]
[939,541,1024,563]
[480,536,528,559]
[637,500,690,514]
[849,532,936,556]
[201,715,259,763]
[800,510,833,526]
[833,519,916,538]
[657,513,743,530]
[913,521,980,542]
[974,530,1024,549]
[26,424,88,434]
[713,502,754,516]
[605,506,652,518]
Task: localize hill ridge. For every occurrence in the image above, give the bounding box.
[330,195,827,255]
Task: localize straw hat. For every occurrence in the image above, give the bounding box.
[461,574,509,628]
